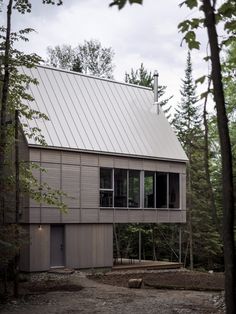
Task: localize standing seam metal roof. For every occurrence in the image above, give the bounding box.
[22,65,188,162]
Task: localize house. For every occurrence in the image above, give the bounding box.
[18,65,187,272]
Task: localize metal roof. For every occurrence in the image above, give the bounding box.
[22,65,188,162]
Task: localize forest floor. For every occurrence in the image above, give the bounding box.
[0,269,225,314]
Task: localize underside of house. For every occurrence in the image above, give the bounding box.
[17,65,187,272]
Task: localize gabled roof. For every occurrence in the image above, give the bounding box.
[22,65,187,162]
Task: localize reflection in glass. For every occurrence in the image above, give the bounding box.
[144,171,155,208]
[156,172,167,208]
[100,191,113,207]
[114,169,127,207]
[169,173,180,208]
[100,168,112,189]
[129,170,140,208]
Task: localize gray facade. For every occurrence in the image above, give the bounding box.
[19,147,186,271]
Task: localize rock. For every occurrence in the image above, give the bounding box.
[128,278,143,289]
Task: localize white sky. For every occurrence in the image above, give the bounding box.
[2,0,210,112]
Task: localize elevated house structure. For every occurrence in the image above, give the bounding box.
[18,65,187,272]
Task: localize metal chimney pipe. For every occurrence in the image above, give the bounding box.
[153,70,159,114]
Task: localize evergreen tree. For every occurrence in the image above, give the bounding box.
[173,51,222,269]
[125,63,172,119]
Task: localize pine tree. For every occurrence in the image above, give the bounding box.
[125,63,172,119]
[173,51,222,270]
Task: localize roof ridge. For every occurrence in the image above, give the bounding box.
[37,64,153,91]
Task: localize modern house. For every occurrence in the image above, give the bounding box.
[18,65,187,272]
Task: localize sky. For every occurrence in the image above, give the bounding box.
[2,0,210,112]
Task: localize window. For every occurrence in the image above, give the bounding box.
[156,172,168,208]
[100,168,112,189]
[100,168,113,207]
[144,171,155,208]
[99,167,180,210]
[114,169,127,207]
[129,170,140,208]
[169,173,180,208]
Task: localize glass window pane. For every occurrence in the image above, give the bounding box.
[169,173,180,208]
[100,191,113,207]
[100,168,112,189]
[156,172,167,208]
[144,171,155,208]
[114,169,127,207]
[129,170,140,208]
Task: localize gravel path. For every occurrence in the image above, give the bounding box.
[0,271,224,314]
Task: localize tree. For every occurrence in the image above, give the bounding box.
[172,52,221,269]
[46,39,115,79]
[110,1,236,311]
[125,63,172,119]
[0,0,66,297]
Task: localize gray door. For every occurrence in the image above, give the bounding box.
[50,225,64,267]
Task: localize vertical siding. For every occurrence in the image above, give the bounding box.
[29,224,50,271]
[65,224,113,269]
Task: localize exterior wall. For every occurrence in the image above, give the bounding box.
[20,223,113,271]
[65,224,113,268]
[25,147,186,224]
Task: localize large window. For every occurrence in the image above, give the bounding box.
[129,170,140,208]
[144,171,155,208]
[99,168,180,209]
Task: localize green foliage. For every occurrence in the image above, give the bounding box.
[46,40,115,79]
[109,0,142,10]
[173,51,223,268]
[125,63,172,119]
[0,0,68,284]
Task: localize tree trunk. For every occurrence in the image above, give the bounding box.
[113,223,120,260]
[152,226,157,261]
[13,110,20,298]
[202,78,220,235]
[202,1,236,313]
[0,0,13,223]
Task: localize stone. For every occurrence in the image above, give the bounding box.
[128,278,143,289]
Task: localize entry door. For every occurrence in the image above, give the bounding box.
[50,225,64,267]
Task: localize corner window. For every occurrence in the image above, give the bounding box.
[144,171,155,208]
[169,173,180,208]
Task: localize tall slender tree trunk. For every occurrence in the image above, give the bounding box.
[14,110,20,298]
[113,223,120,261]
[202,1,236,313]
[0,0,13,223]
[202,80,220,235]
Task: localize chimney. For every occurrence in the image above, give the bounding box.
[153,70,159,114]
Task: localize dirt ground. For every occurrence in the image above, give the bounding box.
[0,270,225,314]
[89,270,224,291]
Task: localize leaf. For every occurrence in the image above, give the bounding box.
[203,56,211,62]
[109,0,142,9]
[195,75,206,85]
[183,31,200,50]
[179,0,198,9]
